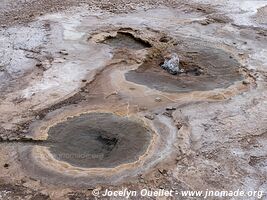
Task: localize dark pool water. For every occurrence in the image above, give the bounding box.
[47,113,151,168]
[102,32,151,50]
[125,41,243,92]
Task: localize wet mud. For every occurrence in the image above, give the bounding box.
[126,40,243,92]
[101,32,152,50]
[47,113,152,168]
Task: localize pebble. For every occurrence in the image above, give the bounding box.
[158,168,168,176]
[155,97,162,102]
[139,106,147,111]
[53,58,65,63]
[163,111,172,118]
[59,50,68,55]
[35,62,42,67]
[176,122,183,129]
[200,20,210,25]
[144,114,154,120]
[139,178,145,183]
[242,80,250,85]
[166,106,176,111]
[159,185,165,189]
[94,185,102,191]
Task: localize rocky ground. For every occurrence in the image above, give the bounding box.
[0,0,266,199]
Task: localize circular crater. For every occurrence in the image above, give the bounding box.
[46,113,152,168]
[125,39,243,92]
[102,32,152,50]
[90,30,152,50]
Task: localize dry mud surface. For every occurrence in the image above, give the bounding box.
[0,0,267,199]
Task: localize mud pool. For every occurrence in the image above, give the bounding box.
[46,113,152,168]
[101,32,152,50]
[126,40,244,92]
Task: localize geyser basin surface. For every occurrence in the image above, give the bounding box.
[125,41,243,92]
[46,113,152,168]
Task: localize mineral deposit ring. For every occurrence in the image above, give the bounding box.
[18,112,177,186]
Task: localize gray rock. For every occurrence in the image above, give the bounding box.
[144,114,154,120]
[155,97,162,102]
[59,50,69,55]
[242,80,250,85]
[166,106,176,111]
[161,53,182,75]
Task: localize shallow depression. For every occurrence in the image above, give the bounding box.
[125,40,243,92]
[101,32,152,50]
[46,113,152,168]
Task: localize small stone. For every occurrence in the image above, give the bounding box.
[59,50,68,55]
[1,136,7,141]
[9,136,17,141]
[155,97,162,102]
[139,106,147,111]
[4,163,9,168]
[53,58,65,63]
[158,168,168,176]
[35,115,40,120]
[176,122,183,129]
[242,80,250,85]
[94,185,102,192]
[166,106,176,111]
[200,20,210,25]
[163,111,172,118]
[144,114,154,120]
[21,178,27,184]
[159,185,165,189]
[35,62,42,67]
[139,178,145,183]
